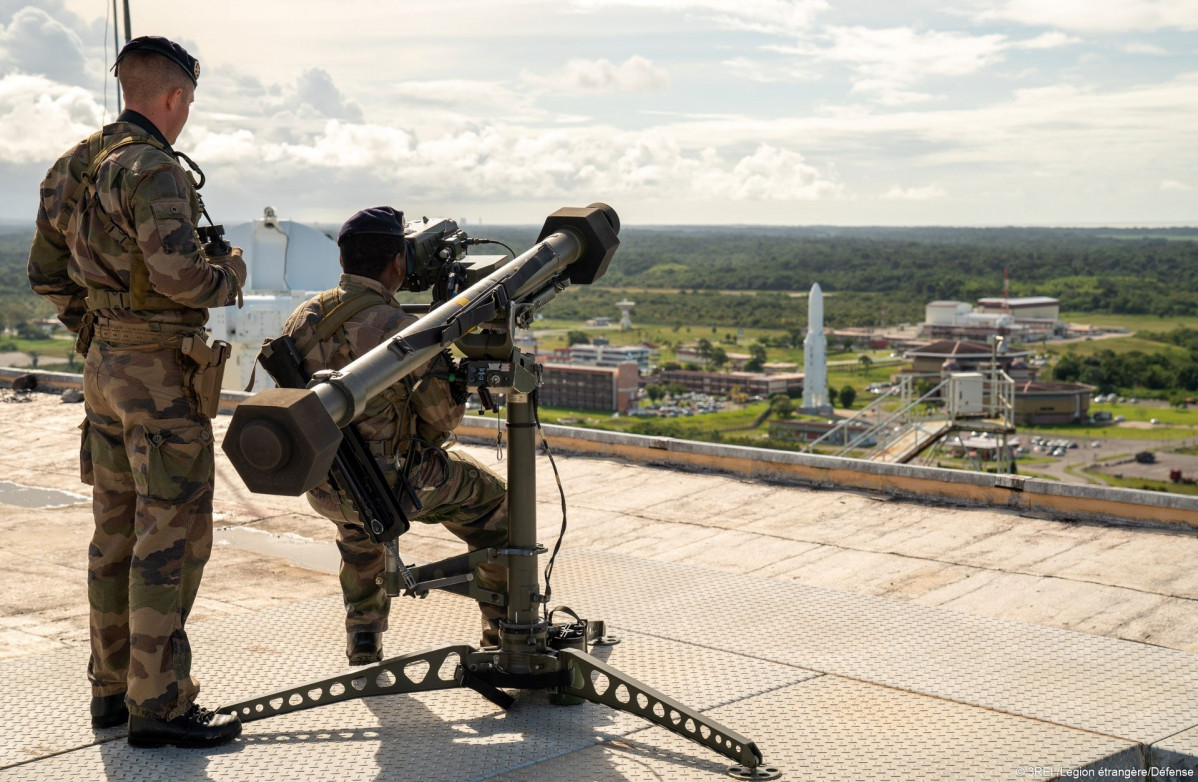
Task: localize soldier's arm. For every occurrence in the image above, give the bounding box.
[411,350,466,432]
[27,164,88,332]
[129,163,241,309]
[377,311,466,432]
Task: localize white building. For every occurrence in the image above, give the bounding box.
[207,208,342,390]
[568,344,651,374]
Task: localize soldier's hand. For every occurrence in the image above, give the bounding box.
[211,246,247,286]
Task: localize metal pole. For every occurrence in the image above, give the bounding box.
[122,0,132,42]
[504,393,539,629]
[112,0,122,111]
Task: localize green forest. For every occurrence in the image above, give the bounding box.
[461,223,1198,325]
[5,222,1197,332]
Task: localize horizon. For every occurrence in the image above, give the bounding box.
[2,217,1198,232]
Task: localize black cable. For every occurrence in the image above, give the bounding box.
[532,389,568,620]
[468,238,516,258]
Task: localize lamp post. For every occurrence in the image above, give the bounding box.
[991,334,1008,472]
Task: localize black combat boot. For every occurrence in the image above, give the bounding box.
[347,630,382,665]
[127,704,241,748]
[91,693,129,729]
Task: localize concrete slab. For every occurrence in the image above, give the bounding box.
[1,551,1181,781]
[4,393,1198,779]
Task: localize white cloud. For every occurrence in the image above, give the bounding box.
[1015,31,1081,50]
[723,144,843,200]
[0,73,102,163]
[883,184,948,200]
[570,0,829,36]
[977,0,1198,32]
[765,25,1077,104]
[0,6,88,83]
[723,56,818,83]
[181,117,842,208]
[293,68,363,122]
[1124,42,1169,55]
[521,56,669,94]
[1160,180,1193,192]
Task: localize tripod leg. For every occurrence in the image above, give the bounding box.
[559,648,774,774]
[223,644,474,724]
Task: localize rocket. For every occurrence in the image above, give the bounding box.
[803,282,827,410]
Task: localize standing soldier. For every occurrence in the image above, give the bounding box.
[27,36,244,747]
[281,207,508,664]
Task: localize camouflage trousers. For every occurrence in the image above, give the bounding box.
[307,449,508,640]
[81,341,214,720]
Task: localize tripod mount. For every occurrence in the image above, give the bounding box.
[221,204,779,779]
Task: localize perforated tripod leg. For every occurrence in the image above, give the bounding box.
[223,645,474,723]
[559,648,771,773]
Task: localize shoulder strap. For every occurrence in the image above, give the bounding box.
[69,132,181,312]
[294,288,396,356]
[52,131,105,234]
[82,134,165,184]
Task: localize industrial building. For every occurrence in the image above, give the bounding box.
[539,361,640,413]
[1012,380,1094,425]
[658,369,804,397]
[977,296,1061,320]
[900,340,1036,381]
[567,343,652,374]
[922,296,1063,341]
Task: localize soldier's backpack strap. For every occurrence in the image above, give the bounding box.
[64,132,183,312]
[294,287,415,453]
[52,131,104,235]
[293,288,396,357]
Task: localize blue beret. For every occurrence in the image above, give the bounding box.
[114,36,200,85]
[337,207,406,245]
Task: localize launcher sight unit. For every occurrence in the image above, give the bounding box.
[220,203,777,778]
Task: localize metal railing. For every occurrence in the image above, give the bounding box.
[804,371,1015,464]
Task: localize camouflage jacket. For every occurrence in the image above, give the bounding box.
[282,274,465,457]
[27,118,240,331]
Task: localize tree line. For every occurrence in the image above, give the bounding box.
[3,224,1197,334]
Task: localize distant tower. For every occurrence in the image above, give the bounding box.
[616,299,635,330]
[802,283,828,411]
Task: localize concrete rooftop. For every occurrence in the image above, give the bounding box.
[3,390,1198,779]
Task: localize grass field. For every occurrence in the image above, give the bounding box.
[1023,423,1195,442]
[1058,312,1197,332]
[0,334,75,358]
[1044,336,1189,360]
[1081,468,1198,496]
[1087,402,1198,426]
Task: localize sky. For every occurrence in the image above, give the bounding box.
[0,0,1195,227]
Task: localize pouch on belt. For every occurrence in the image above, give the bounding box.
[181,335,230,419]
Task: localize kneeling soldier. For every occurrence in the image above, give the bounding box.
[281,207,508,664]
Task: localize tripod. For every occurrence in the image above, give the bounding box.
[222,347,778,779]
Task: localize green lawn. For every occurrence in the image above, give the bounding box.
[1087,402,1198,426]
[1024,424,1194,442]
[1059,312,1198,332]
[1082,469,1198,496]
[0,334,75,358]
[1045,336,1188,360]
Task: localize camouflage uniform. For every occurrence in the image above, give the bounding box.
[27,113,242,720]
[282,274,508,638]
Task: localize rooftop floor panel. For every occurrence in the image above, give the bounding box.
[2,393,1198,779]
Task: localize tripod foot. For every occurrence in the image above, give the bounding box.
[222,644,473,723]
[728,764,782,780]
[559,648,770,771]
